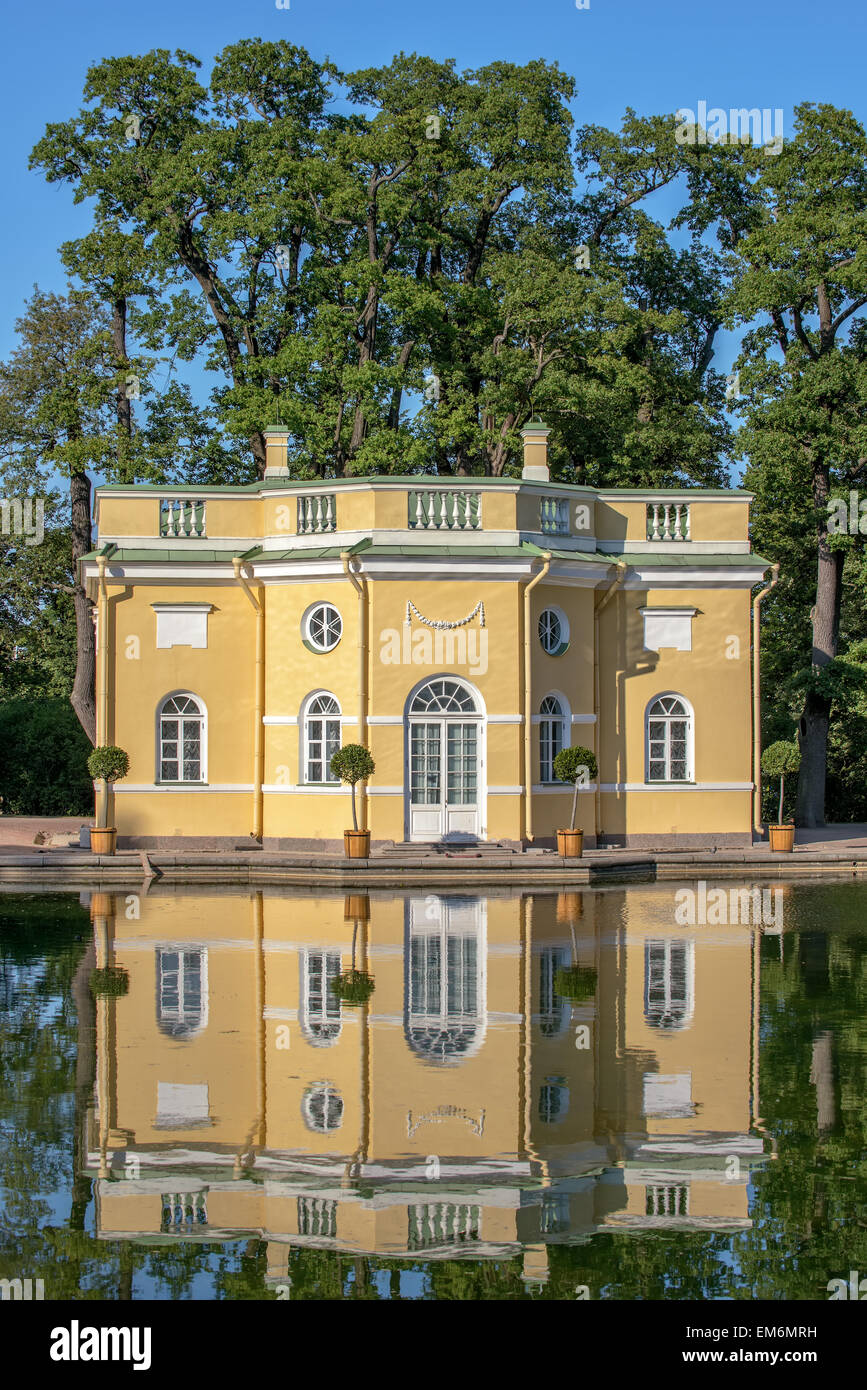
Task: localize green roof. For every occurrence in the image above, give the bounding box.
[82,541,771,569]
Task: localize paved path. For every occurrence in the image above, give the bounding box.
[0,817,89,850]
[3,816,867,854]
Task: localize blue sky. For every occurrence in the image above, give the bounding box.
[2,0,864,412]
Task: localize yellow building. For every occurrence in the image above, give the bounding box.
[82,424,769,849]
[85,884,767,1271]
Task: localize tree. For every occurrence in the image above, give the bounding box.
[683,104,867,824]
[0,289,120,739]
[32,44,732,485]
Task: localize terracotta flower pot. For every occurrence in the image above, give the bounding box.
[556,828,584,858]
[344,830,371,859]
[769,824,795,853]
[90,827,117,856]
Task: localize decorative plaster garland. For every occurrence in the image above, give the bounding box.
[405,598,486,630]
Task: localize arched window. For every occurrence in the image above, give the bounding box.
[302,1082,344,1133]
[158,693,205,783]
[301,951,342,1046]
[409,678,478,714]
[303,693,341,784]
[156,948,208,1038]
[644,939,694,1030]
[539,695,567,782]
[646,695,692,782]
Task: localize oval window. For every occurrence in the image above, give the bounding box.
[303,603,342,653]
[538,607,569,656]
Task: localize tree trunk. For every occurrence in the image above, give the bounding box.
[809,1030,836,1133]
[112,296,132,480]
[70,940,96,1231]
[795,469,843,827]
[69,467,96,743]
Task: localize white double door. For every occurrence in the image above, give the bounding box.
[407,716,482,842]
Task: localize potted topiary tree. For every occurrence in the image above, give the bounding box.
[552,745,598,857]
[86,746,130,855]
[331,895,375,1005]
[553,895,596,1003]
[761,740,801,852]
[330,744,376,858]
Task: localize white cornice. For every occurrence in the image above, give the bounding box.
[623,567,767,588]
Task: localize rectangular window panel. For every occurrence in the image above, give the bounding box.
[447,724,477,805]
[411,725,441,805]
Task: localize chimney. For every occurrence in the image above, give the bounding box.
[263,426,290,477]
[520,420,551,482]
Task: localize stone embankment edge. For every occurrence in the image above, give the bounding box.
[2,850,867,889]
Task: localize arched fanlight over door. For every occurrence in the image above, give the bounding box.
[409,678,478,714]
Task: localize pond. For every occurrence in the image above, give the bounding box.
[1,879,865,1301]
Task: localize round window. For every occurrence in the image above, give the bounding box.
[303,603,342,653]
[302,1082,344,1133]
[538,607,569,656]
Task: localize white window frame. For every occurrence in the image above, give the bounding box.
[301,691,342,785]
[157,692,207,785]
[538,606,570,656]
[644,939,695,1031]
[537,693,569,783]
[645,693,694,783]
[300,950,343,1047]
[156,946,209,1038]
[302,601,343,654]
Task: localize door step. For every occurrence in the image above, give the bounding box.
[375,840,515,858]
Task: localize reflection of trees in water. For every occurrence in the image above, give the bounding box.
[5,890,867,1301]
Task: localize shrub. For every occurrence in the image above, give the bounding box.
[761,740,801,824]
[86,746,130,783]
[330,969,375,1006]
[330,744,375,831]
[0,698,92,815]
[89,966,130,997]
[554,965,597,1003]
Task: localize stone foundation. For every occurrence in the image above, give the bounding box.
[597,831,752,849]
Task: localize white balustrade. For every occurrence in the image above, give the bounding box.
[161,1190,208,1229]
[297,494,337,534]
[540,497,570,535]
[646,501,691,542]
[160,498,207,538]
[408,491,481,530]
[407,1202,480,1249]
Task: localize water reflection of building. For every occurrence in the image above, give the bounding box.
[84,885,766,1280]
